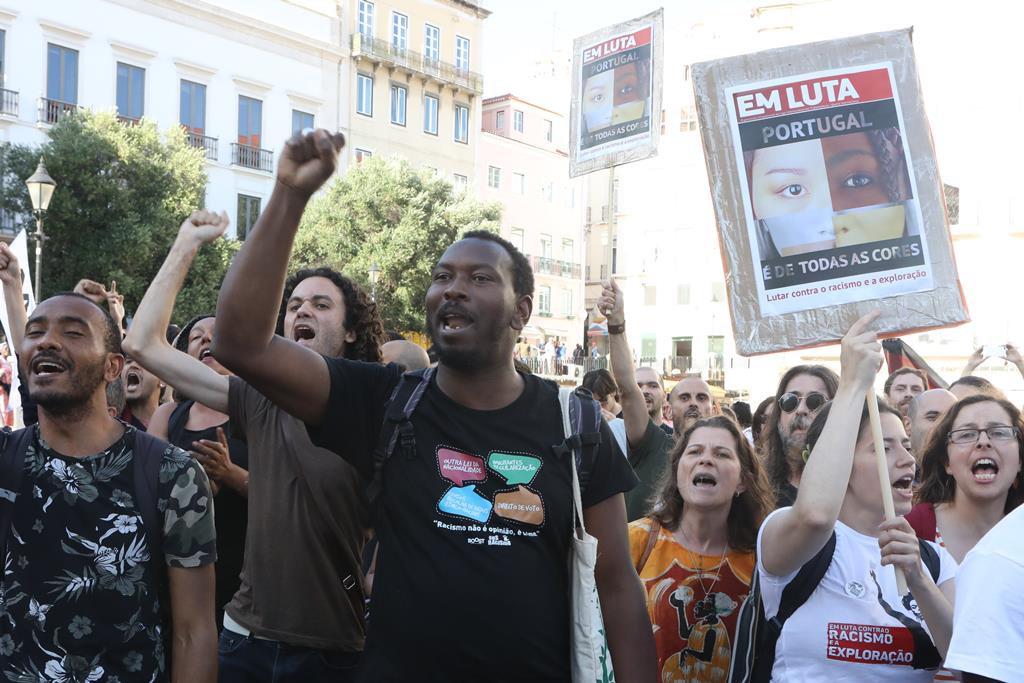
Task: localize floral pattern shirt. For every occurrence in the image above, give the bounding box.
[0,426,216,682]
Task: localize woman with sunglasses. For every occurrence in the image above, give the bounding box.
[758,313,955,681]
[629,415,773,682]
[907,394,1024,563]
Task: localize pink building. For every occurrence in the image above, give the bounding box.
[478,94,586,360]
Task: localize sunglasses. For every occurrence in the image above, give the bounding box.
[778,392,828,414]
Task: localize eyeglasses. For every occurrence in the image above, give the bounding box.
[947,426,1019,444]
[778,392,828,414]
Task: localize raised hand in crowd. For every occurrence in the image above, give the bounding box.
[191,426,247,497]
[0,242,26,353]
[73,277,108,306]
[74,278,127,334]
[276,129,347,199]
[106,280,125,333]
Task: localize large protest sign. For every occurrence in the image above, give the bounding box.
[569,9,663,177]
[693,29,968,355]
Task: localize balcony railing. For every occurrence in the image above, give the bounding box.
[0,89,18,117]
[38,97,78,125]
[533,256,582,279]
[186,131,219,161]
[231,143,273,172]
[117,114,141,126]
[351,33,484,94]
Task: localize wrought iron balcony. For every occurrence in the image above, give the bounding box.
[533,256,582,279]
[351,33,483,94]
[231,143,273,172]
[186,131,219,161]
[117,114,141,126]
[0,89,18,117]
[38,97,78,125]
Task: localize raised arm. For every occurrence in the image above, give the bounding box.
[760,312,882,576]
[122,211,231,413]
[0,243,27,352]
[599,279,648,446]
[212,130,344,425]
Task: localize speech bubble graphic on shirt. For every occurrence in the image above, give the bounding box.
[438,485,492,523]
[493,486,544,525]
[487,453,541,486]
[437,448,487,487]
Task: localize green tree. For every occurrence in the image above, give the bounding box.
[291,156,501,332]
[0,110,235,323]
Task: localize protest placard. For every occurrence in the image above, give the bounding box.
[693,29,968,355]
[569,9,663,177]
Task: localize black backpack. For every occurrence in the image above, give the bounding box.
[366,368,601,515]
[728,531,942,683]
[0,425,173,630]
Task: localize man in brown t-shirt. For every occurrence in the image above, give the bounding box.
[124,212,386,682]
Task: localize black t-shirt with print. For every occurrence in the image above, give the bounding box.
[311,358,638,682]
[0,425,217,683]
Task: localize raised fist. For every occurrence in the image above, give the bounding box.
[178,209,230,247]
[74,278,108,307]
[0,243,20,287]
[276,129,346,199]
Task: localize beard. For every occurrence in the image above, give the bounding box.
[428,311,511,372]
[32,358,108,418]
[673,408,702,434]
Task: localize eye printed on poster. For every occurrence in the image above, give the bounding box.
[569,9,664,178]
[693,29,968,355]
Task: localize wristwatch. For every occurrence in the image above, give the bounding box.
[608,322,625,335]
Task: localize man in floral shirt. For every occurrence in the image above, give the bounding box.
[0,293,217,682]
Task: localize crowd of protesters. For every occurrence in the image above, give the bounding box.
[0,129,1019,683]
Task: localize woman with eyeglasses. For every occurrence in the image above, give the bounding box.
[907,394,1024,563]
[758,313,956,681]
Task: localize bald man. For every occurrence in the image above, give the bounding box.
[905,388,957,460]
[668,376,717,433]
[381,340,431,372]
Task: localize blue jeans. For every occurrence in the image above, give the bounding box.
[218,629,360,683]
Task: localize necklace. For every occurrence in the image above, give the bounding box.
[676,525,730,597]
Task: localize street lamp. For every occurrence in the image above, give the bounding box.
[368,261,380,302]
[25,158,56,299]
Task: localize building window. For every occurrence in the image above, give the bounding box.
[711,282,725,302]
[423,94,438,134]
[237,194,261,239]
[510,227,525,253]
[540,234,552,259]
[454,104,469,143]
[47,44,79,103]
[0,30,5,85]
[356,73,373,116]
[390,84,407,126]
[292,109,314,135]
[677,284,690,305]
[513,172,525,195]
[600,205,608,222]
[660,109,666,135]
[238,95,262,147]
[680,105,698,132]
[487,166,501,189]
[355,148,372,163]
[586,206,592,224]
[538,286,551,316]
[453,173,468,192]
[495,110,505,130]
[180,80,206,133]
[944,183,960,225]
[455,36,470,71]
[542,182,553,202]
[357,0,375,37]
[644,285,657,306]
[391,12,408,52]
[561,289,573,316]
[600,264,608,280]
[513,110,524,133]
[424,24,440,63]
[544,118,553,142]
[562,238,573,262]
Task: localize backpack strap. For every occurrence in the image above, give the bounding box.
[918,539,941,584]
[753,531,838,681]
[635,518,661,574]
[0,427,34,556]
[366,367,434,509]
[554,386,602,497]
[131,429,169,572]
[165,400,194,447]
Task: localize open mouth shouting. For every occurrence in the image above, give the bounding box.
[125,368,142,392]
[892,473,914,499]
[436,305,474,336]
[30,354,69,382]
[969,457,1000,484]
[198,348,217,365]
[692,471,718,490]
[293,322,317,344]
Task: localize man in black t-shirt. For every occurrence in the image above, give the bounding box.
[212,130,657,682]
